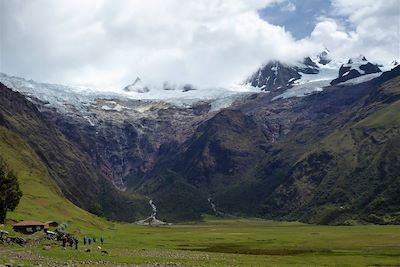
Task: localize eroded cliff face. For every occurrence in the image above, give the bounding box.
[42,90,296,193]
[40,98,214,190]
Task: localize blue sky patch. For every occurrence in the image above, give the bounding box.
[259,0,339,39]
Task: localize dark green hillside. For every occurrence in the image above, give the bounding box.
[179,109,267,188]
[296,78,399,224]
[237,73,400,224]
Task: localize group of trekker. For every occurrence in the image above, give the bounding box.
[60,234,104,250]
[60,234,78,249]
[83,236,104,246]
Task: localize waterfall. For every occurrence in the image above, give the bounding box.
[135,199,167,225]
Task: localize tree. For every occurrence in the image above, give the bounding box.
[0,161,23,224]
[56,222,68,233]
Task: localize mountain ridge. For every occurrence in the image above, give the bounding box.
[0,64,399,225]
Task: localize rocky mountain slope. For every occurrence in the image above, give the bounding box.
[0,59,399,224]
[0,83,150,221]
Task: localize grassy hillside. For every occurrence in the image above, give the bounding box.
[0,126,111,231]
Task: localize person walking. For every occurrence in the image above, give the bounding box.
[83,236,86,246]
[88,237,92,246]
[74,238,79,250]
[62,235,66,248]
[100,236,104,245]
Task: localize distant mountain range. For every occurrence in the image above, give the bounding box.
[0,53,399,225]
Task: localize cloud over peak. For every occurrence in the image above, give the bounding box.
[310,0,399,63]
[0,0,398,90]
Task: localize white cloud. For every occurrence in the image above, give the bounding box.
[0,0,319,90]
[1,0,397,90]
[310,0,399,64]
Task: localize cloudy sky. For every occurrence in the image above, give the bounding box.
[0,0,399,90]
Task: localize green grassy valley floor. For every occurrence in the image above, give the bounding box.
[1,217,400,266]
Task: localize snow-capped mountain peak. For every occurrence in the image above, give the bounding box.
[245,60,302,90]
[123,77,150,93]
[330,55,381,85]
[247,51,386,100]
[315,48,332,65]
[244,52,329,91]
[389,60,399,70]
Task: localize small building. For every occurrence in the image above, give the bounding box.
[13,220,49,234]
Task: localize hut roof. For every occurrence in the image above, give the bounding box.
[13,220,46,227]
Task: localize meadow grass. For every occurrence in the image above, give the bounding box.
[1,217,400,266]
